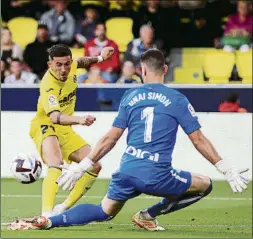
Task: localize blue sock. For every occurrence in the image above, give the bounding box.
[48,204,111,228]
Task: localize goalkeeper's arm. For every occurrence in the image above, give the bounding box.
[188,129,248,193]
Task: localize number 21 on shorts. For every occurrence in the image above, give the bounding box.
[141,107,154,143]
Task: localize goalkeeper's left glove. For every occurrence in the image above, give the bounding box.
[57,158,94,191]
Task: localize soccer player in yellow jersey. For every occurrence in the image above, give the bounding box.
[29,44,114,217]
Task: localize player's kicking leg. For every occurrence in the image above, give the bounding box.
[53,145,102,215]
[40,136,64,217]
[41,137,101,217]
[7,196,124,230]
[132,172,212,231]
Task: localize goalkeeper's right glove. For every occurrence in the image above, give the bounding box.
[215,160,249,193]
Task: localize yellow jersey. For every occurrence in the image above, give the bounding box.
[33,60,78,125]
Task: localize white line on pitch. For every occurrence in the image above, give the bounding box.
[1,222,252,228]
[1,194,252,201]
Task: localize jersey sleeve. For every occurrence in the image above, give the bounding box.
[112,102,128,129]
[174,96,201,134]
[112,90,130,129]
[40,86,60,115]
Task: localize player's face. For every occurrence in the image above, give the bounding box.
[49,56,72,82]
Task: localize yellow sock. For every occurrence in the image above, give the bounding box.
[63,171,97,209]
[42,167,61,213]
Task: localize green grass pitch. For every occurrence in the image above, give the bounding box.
[1,179,252,238]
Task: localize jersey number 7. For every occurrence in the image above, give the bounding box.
[141,107,154,143]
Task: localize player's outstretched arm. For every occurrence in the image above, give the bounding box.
[57,127,125,191]
[76,47,114,68]
[88,126,125,163]
[188,129,249,193]
[188,129,222,165]
[49,111,96,126]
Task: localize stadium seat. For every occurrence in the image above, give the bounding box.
[236,50,252,84]
[174,67,206,84]
[182,48,213,68]
[106,17,133,52]
[7,17,37,49]
[81,1,106,6]
[70,48,87,76]
[203,50,235,84]
[70,48,85,59]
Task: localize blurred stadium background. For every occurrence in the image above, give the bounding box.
[1,0,252,238]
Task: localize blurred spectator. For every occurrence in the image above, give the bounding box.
[74,8,99,47]
[23,22,54,79]
[188,9,215,47]
[83,67,107,84]
[159,0,180,49]
[1,0,32,21]
[27,0,52,20]
[178,1,204,10]
[117,61,142,83]
[4,58,39,84]
[221,1,252,52]
[123,24,164,75]
[83,22,120,83]
[40,0,75,45]
[2,0,53,21]
[135,0,163,39]
[1,27,23,64]
[79,0,110,22]
[218,92,248,113]
[1,60,11,83]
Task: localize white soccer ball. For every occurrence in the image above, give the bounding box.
[10,153,42,184]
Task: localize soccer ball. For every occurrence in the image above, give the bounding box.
[10,154,42,184]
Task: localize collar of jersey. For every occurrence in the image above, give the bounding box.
[49,70,65,86]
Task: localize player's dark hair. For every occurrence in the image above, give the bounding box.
[227,92,239,103]
[140,49,165,73]
[48,44,72,60]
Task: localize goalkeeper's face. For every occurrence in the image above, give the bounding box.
[49,56,72,81]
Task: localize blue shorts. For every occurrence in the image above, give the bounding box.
[106,167,192,201]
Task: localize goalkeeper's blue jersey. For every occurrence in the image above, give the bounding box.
[112,84,201,181]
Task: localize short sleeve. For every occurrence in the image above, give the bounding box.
[112,102,128,129]
[40,87,60,115]
[175,96,201,134]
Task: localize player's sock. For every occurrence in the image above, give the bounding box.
[63,171,97,209]
[42,167,61,214]
[145,180,212,218]
[48,204,112,228]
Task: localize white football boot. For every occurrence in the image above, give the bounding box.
[132,211,165,231]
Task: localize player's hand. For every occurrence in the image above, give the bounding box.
[78,115,96,126]
[57,163,84,191]
[215,160,249,193]
[100,47,114,61]
[224,167,249,193]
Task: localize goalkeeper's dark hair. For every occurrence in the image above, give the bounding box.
[48,44,72,60]
[140,49,165,74]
